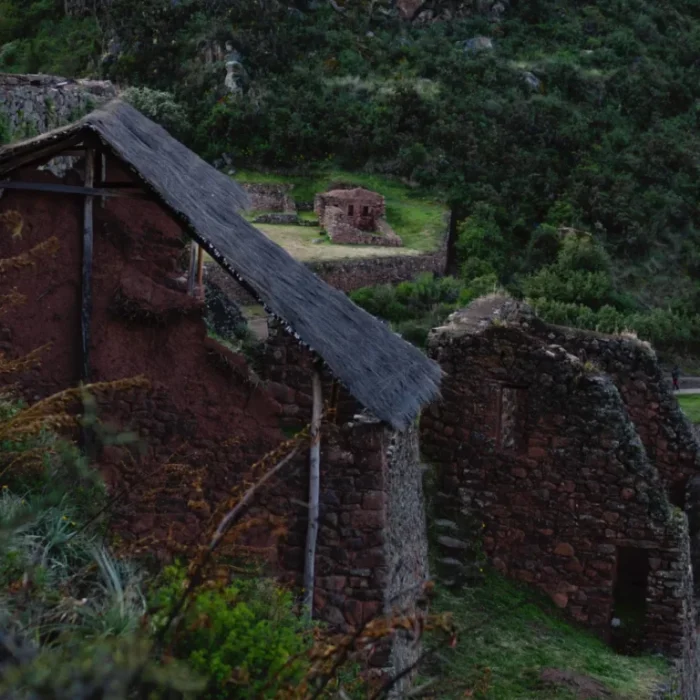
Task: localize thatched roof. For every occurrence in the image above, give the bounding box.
[0,100,441,429]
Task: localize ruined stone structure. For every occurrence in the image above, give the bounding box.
[242,183,296,213]
[315,187,402,247]
[0,73,116,138]
[422,296,700,697]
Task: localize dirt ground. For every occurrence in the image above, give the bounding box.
[254,223,422,262]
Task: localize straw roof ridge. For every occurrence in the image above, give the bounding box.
[0,100,441,429]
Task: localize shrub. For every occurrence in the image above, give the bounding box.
[152,566,312,699]
[121,87,191,142]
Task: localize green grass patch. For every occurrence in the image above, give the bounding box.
[235,169,446,252]
[426,573,670,699]
[678,394,700,424]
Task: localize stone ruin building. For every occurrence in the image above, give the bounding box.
[422,295,700,697]
[242,182,296,214]
[314,187,402,246]
[0,100,441,680]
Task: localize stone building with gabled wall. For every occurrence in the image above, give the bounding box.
[422,295,700,698]
[314,187,402,246]
[0,98,440,684]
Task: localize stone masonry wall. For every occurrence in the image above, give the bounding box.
[0,73,116,137]
[322,206,403,247]
[204,248,447,306]
[262,321,430,680]
[541,325,700,513]
[422,302,695,661]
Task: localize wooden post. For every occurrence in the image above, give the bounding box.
[196,244,204,287]
[303,370,323,617]
[187,240,197,296]
[100,152,107,208]
[80,150,95,457]
[81,150,95,382]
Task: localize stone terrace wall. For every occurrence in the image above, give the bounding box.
[422,311,695,660]
[0,73,116,136]
[204,248,447,306]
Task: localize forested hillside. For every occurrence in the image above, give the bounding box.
[4,0,700,355]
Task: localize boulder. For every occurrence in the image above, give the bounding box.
[463,36,494,53]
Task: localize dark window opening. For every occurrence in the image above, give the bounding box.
[669,478,688,510]
[362,205,369,216]
[348,204,354,216]
[611,547,649,655]
[495,385,527,454]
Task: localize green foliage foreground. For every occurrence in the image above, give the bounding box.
[0,396,317,699]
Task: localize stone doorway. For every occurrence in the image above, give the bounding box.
[611,547,650,654]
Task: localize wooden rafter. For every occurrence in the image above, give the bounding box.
[0,180,152,200]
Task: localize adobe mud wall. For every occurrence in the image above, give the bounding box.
[0,73,116,137]
[0,160,284,553]
[204,248,447,306]
[421,297,700,699]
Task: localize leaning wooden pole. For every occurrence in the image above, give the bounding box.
[80,149,95,455]
[81,149,95,383]
[303,370,323,616]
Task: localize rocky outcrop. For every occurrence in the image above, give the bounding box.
[396,0,508,23]
[0,73,116,138]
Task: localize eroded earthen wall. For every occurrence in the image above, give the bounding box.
[0,159,285,554]
[422,313,694,659]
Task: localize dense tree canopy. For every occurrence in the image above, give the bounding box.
[4,0,700,353]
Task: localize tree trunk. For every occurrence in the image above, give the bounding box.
[303,370,323,616]
[445,205,462,276]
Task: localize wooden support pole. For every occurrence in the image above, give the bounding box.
[81,149,95,383]
[303,370,323,617]
[196,244,204,287]
[100,152,107,208]
[80,149,95,457]
[187,240,198,296]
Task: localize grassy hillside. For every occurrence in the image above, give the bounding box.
[427,573,671,699]
[5,1,700,353]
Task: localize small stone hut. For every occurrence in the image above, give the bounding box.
[0,100,440,676]
[314,187,401,246]
[315,187,385,231]
[422,296,700,697]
